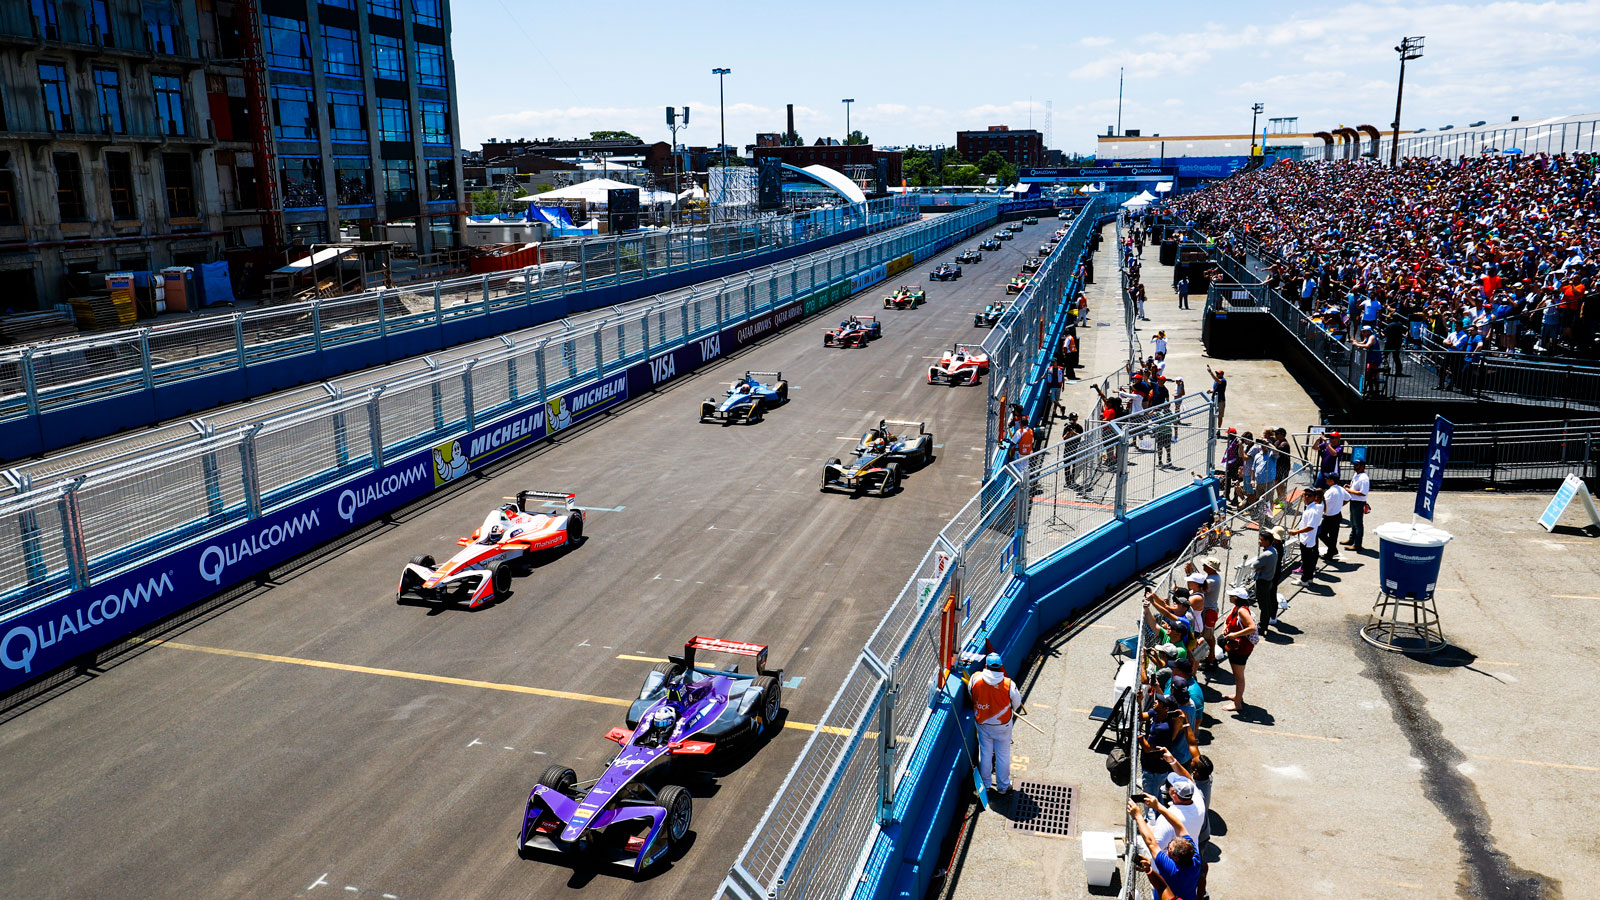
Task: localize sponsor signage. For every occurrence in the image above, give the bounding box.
[1019,165,1178,183]
[1538,473,1600,531]
[0,453,435,691]
[1413,415,1454,520]
[547,373,628,433]
[849,264,888,295]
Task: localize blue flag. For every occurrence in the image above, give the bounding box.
[1414,416,1454,520]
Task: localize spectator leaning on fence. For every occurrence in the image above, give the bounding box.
[1290,487,1325,586]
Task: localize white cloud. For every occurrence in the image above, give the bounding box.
[1079,35,1115,46]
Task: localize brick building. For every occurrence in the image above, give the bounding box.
[955,125,1045,167]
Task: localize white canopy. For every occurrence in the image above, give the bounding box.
[516,178,675,205]
[275,246,351,274]
[1077,184,1103,194]
[677,184,707,201]
[1154,181,1174,193]
[799,165,867,204]
[1121,190,1157,209]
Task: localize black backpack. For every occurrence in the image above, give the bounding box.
[1106,746,1131,787]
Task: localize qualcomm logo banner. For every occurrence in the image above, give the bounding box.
[0,451,435,692]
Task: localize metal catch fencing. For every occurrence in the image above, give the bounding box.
[0,198,918,429]
[982,199,1110,469]
[1311,419,1600,487]
[0,203,994,618]
[718,396,1217,900]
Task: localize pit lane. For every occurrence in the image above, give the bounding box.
[0,218,1055,900]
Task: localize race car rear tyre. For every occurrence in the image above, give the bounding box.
[658,785,693,848]
[539,764,578,798]
[776,381,788,403]
[749,675,781,735]
[488,559,511,602]
[642,661,678,701]
[568,513,583,544]
[410,554,435,568]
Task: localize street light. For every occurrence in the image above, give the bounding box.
[666,105,689,226]
[842,98,854,143]
[712,67,730,218]
[1250,102,1264,157]
[1390,36,1424,167]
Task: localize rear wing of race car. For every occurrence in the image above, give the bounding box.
[855,314,878,324]
[669,636,774,679]
[515,490,578,513]
[952,343,987,356]
[881,418,930,438]
[745,370,782,382]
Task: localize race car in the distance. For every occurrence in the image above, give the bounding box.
[823,314,881,347]
[956,248,982,264]
[974,301,1008,328]
[701,371,788,424]
[518,637,783,874]
[927,343,991,385]
[1058,208,1075,220]
[995,230,1013,241]
[1023,216,1039,225]
[821,419,935,495]
[1050,230,1065,243]
[1007,221,1024,232]
[929,262,962,281]
[1022,257,1042,273]
[1038,244,1053,256]
[883,285,926,309]
[978,238,1001,251]
[397,491,583,608]
[1006,275,1030,295]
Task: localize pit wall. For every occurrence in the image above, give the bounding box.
[0,209,1000,695]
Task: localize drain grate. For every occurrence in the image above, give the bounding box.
[1006,779,1080,837]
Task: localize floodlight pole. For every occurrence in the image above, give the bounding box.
[1390,36,1424,167]
[1250,103,1264,156]
[843,98,854,143]
[712,67,731,218]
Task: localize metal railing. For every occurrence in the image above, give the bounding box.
[718,396,1216,900]
[0,203,992,617]
[0,197,918,431]
[981,198,1110,469]
[1316,419,1600,487]
[1381,117,1600,161]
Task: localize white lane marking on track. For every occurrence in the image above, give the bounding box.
[467,738,482,748]
[707,523,779,535]
[577,639,591,648]
[309,874,330,891]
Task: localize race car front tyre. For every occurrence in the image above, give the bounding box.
[487,559,511,602]
[879,462,901,496]
[411,554,435,568]
[744,402,761,424]
[539,764,578,798]
[700,401,716,421]
[749,674,781,736]
[658,785,693,850]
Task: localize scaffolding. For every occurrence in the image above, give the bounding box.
[708,166,758,222]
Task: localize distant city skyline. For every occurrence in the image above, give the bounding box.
[452,0,1600,155]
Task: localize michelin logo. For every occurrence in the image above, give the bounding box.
[547,375,626,433]
[1,572,175,673]
[467,410,545,459]
[434,439,469,485]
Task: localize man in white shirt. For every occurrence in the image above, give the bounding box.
[1343,459,1371,552]
[1289,488,1324,585]
[1152,330,1169,356]
[1320,476,1349,563]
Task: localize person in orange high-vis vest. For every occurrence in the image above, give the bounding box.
[970,652,1024,794]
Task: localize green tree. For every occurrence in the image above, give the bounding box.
[469,188,501,215]
[976,151,1007,175]
[903,156,935,187]
[944,164,984,187]
[844,130,870,146]
[589,130,641,142]
[997,162,1018,186]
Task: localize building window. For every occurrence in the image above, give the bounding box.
[371,33,405,80]
[328,90,367,143]
[106,151,136,219]
[0,166,18,225]
[321,0,355,8]
[272,85,316,141]
[93,68,124,134]
[321,24,361,78]
[39,63,73,132]
[264,16,310,71]
[145,2,176,53]
[382,158,415,204]
[54,152,86,220]
[163,153,196,217]
[153,74,185,136]
[280,157,325,208]
[420,98,449,145]
[424,157,454,202]
[370,0,401,18]
[333,157,372,205]
[86,0,112,45]
[413,0,443,27]
[286,220,329,245]
[415,42,446,87]
[31,0,60,41]
[377,97,410,141]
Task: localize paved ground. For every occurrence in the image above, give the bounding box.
[944,231,1592,900]
[0,221,1056,900]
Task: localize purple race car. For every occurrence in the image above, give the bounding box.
[517,637,783,874]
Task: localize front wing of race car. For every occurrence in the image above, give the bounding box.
[397,559,498,606]
[521,787,671,873]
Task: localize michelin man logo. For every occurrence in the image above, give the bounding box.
[546,397,573,433]
[433,439,468,485]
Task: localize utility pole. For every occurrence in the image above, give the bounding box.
[842,98,854,143]
[1250,102,1264,156]
[1116,66,1124,136]
[666,105,689,226]
[712,67,730,216]
[1390,36,1424,167]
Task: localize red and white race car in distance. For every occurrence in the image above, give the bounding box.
[927,343,991,385]
[398,490,585,608]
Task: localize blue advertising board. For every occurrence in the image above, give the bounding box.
[1413,416,1454,520]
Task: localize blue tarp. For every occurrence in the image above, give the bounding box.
[524,205,576,229]
[197,261,234,307]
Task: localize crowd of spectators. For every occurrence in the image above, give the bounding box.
[1168,154,1600,376]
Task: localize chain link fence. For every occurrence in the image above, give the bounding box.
[0,203,991,618]
[718,396,1216,900]
[0,199,918,430]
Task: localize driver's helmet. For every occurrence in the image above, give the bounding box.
[647,706,677,744]
[486,525,505,543]
[737,382,752,394]
[501,503,519,518]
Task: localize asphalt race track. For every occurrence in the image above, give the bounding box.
[0,217,1057,900]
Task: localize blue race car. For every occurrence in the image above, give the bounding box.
[979,238,1001,251]
[929,263,962,281]
[701,371,788,424]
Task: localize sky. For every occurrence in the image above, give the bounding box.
[449,0,1600,155]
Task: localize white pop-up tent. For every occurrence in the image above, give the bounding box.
[516,178,676,206]
[1121,190,1157,209]
[1154,181,1174,193]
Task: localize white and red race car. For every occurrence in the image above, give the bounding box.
[926,343,991,386]
[398,490,584,608]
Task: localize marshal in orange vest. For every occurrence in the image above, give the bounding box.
[971,675,1016,725]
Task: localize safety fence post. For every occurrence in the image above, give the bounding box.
[138,328,155,392]
[1113,423,1130,518]
[462,361,477,431]
[433,283,443,323]
[1205,399,1218,477]
[58,478,89,591]
[21,347,39,417]
[233,313,246,371]
[579,241,588,288]
[366,387,385,470]
[239,423,263,519]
